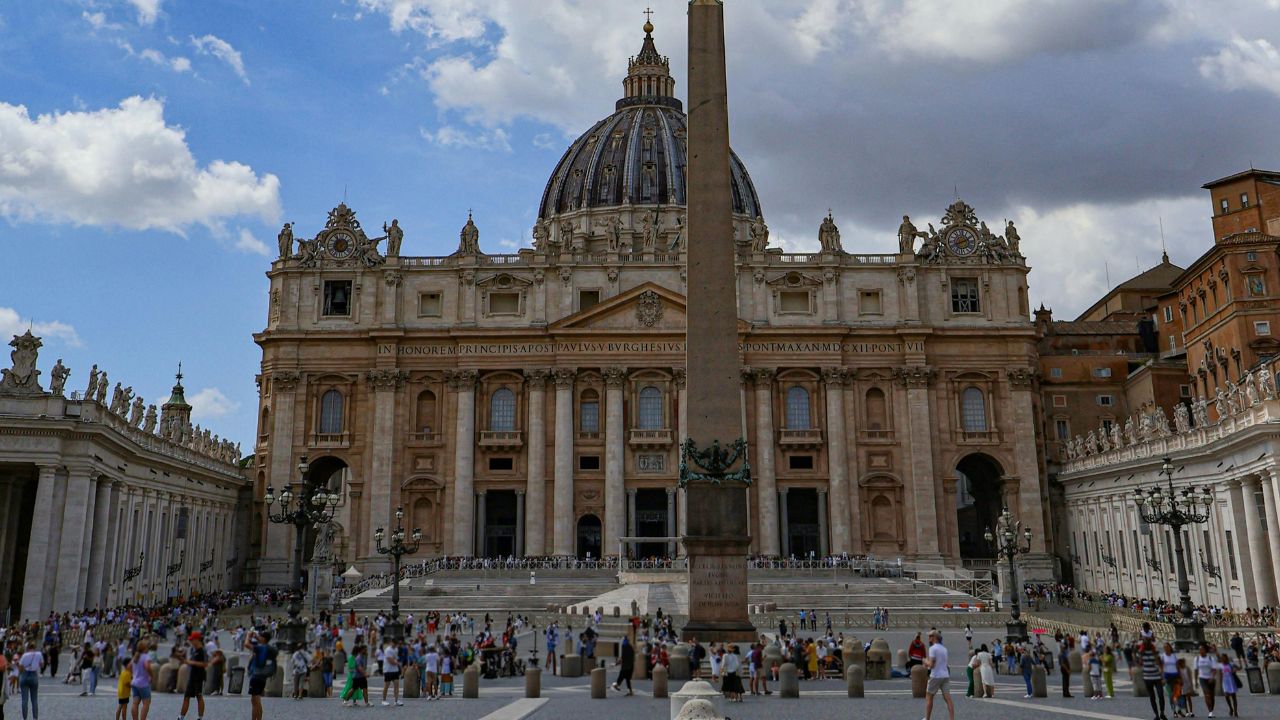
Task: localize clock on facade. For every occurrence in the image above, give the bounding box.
[326,231,355,259]
[945,226,978,256]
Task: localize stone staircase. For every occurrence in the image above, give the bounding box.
[342,570,618,614]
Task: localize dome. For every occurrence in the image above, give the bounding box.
[537,21,762,221]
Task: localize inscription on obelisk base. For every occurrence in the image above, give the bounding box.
[680,0,756,643]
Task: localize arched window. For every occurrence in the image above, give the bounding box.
[579,389,600,433]
[490,388,516,431]
[638,386,663,429]
[319,390,344,433]
[416,390,437,433]
[785,386,811,429]
[865,387,887,430]
[961,387,987,432]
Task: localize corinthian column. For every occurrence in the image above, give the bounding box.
[899,366,940,559]
[367,368,407,553]
[1240,475,1276,606]
[552,368,576,556]
[822,368,852,554]
[1261,468,1280,603]
[603,367,627,556]
[525,370,548,556]
[1007,367,1047,553]
[21,464,59,619]
[448,369,478,555]
[750,368,780,556]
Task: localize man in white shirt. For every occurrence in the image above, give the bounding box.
[923,630,955,720]
[423,646,440,700]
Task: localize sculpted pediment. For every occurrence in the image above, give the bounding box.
[765,270,822,289]
[551,282,752,332]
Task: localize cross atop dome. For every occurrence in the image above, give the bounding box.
[621,8,678,110]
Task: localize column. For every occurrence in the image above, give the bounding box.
[264,372,300,584]
[627,488,638,540]
[449,369,478,555]
[525,370,548,556]
[552,368,576,556]
[1261,469,1280,602]
[675,368,688,546]
[514,490,526,557]
[666,488,677,557]
[778,489,790,557]
[72,475,99,609]
[1239,476,1275,606]
[20,465,59,620]
[816,489,829,557]
[84,477,114,609]
[942,477,960,562]
[368,368,405,555]
[822,368,852,554]
[751,368,779,556]
[474,490,487,557]
[54,469,94,612]
[603,367,626,556]
[1007,369,1048,553]
[901,368,940,558]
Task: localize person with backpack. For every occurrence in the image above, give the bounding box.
[246,632,277,720]
[343,645,370,707]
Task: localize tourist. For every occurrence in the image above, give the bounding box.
[721,644,744,703]
[1195,643,1217,718]
[179,631,208,719]
[907,632,927,669]
[114,651,131,720]
[1174,657,1192,717]
[1088,646,1103,699]
[290,643,310,700]
[246,631,277,720]
[381,639,402,706]
[1019,646,1034,697]
[343,645,370,707]
[423,645,440,700]
[964,624,973,652]
[973,643,995,697]
[710,642,722,682]
[17,642,42,720]
[1102,644,1116,698]
[610,636,635,695]
[1138,638,1167,720]
[992,638,1003,674]
[922,630,955,720]
[439,650,454,697]
[129,640,151,720]
[544,622,559,675]
[1217,652,1239,718]
[1159,643,1179,716]
[689,638,704,680]
[318,649,334,697]
[1059,640,1073,698]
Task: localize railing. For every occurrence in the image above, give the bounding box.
[778,428,822,446]
[777,253,817,263]
[400,256,454,267]
[959,429,998,443]
[577,431,602,442]
[309,432,350,447]
[918,577,995,602]
[847,254,898,264]
[407,431,442,446]
[860,429,893,440]
[480,254,524,265]
[628,428,673,447]
[478,430,523,447]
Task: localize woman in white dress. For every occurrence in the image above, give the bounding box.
[970,644,996,698]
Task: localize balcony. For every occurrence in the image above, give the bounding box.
[479,430,523,449]
[958,429,999,444]
[778,428,823,448]
[577,430,602,443]
[308,432,350,448]
[407,431,442,447]
[628,428,674,448]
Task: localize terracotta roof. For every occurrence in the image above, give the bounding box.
[1201,168,1280,188]
[1049,321,1137,335]
[1114,259,1184,291]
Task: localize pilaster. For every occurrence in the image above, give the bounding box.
[525,369,548,556]
[603,366,627,556]
[552,368,576,555]
[448,369,478,555]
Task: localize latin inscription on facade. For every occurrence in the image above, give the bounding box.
[637,454,665,473]
[379,340,925,356]
[688,555,749,614]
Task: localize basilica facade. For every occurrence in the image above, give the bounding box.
[249,23,1053,584]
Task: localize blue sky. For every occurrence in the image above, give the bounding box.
[2,0,1279,447]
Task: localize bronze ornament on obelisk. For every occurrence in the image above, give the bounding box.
[680,0,755,642]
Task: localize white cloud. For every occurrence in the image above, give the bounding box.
[0,307,82,347]
[127,0,162,26]
[137,47,191,73]
[83,11,115,31]
[0,96,281,233]
[531,133,558,150]
[188,387,238,421]
[420,125,512,152]
[1198,35,1280,97]
[235,227,270,255]
[191,34,249,85]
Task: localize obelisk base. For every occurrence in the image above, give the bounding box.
[681,481,755,642]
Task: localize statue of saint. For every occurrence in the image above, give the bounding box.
[49,358,70,396]
[277,222,294,259]
[129,396,144,427]
[143,404,157,434]
[85,364,98,399]
[94,372,109,404]
[1259,364,1276,399]
[383,219,403,257]
[750,216,769,252]
[897,215,926,254]
[313,524,335,561]
[457,214,481,254]
[531,220,549,251]
[818,211,842,253]
[1005,220,1021,253]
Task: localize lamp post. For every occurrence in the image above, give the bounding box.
[1133,456,1213,651]
[984,506,1032,644]
[264,455,342,649]
[374,505,422,643]
[165,549,184,603]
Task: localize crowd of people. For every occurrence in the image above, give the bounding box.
[1025,583,1280,628]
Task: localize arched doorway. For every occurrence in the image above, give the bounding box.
[955,453,1005,561]
[301,455,348,565]
[576,514,602,559]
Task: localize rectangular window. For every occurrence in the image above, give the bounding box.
[859,290,882,315]
[1220,198,1230,214]
[418,292,442,317]
[488,291,521,315]
[1096,394,1113,406]
[1255,320,1271,335]
[579,400,600,433]
[578,290,600,311]
[1131,530,1139,571]
[1102,419,1114,433]
[950,278,980,313]
[488,457,514,472]
[1049,367,1063,378]
[1247,251,1258,261]
[1169,335,1177,351]
[1241,192,1250,208]
[1179,385,1191,398]
[1054,419,1069,440]
[1202,529,1214,567]
[1163,306,1173,323]
[578,455,600,471]
[1092,367,1112,378]
[323,280,352,316]
[1052,394,1067,407]
[1118,528,1126,568]
[778,290,811,313]
[1225,529,1239,581]
[788,454,814,471]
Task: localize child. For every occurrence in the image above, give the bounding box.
[1174,657,1193,717]
[1218,653,1240,718]
[440,653,453,697]
[1088,649,1103,699]
[115,659,132,720]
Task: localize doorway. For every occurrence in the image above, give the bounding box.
[483,490,518,558]
[786,488,821,559]
[576,514,602,559]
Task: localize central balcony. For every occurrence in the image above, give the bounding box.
[628,428,674,448]
[308,432,350,448]
[779,428,823,448]
[479,430,524,449]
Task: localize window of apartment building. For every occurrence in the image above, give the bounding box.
[1255,320,1271,336]
[579,289,601,311]
[320,390,344,433]
[323,280,352,316]
[950,278,980,313]
[859,290,883,315]
[1096,394,1113,406]
[1092,367,1112,378]
[1052,394,1067,407]
[1054,419,1069,440]
[418,292,442,317]
[1220,198,1229,214]
[1168,335,1177,352]
[1241,192,1250,208]
[1163,306,1173,323]
[1247,273,1266,297]
[1247,251,1258,261]
[1049,367,1063,378]
[489,388,516,431]
[785,386,812,429]
[637,386,664,429]
[1180,385,1191,398]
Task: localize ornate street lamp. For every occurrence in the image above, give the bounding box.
[1133,456,1213,650]
[1198,548,1221,580]
[264,455,342,649]
[123,551,145,586]
[165,549,185,603]
[984,506,1033,644]
[1143,546,1162,573]
[374,505,422,643]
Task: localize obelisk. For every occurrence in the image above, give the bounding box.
[681,0,755,642]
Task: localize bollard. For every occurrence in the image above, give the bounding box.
[674,698,720,720]
[158,660,179,693]
[1032,664,1048,698]
[779,662,799,698]
[1268,663,1280,695]
[1130,667,1147,697]
[562,654,583,678]
[591,667,607,698]
[842,636,864,667]
[333,649,346,676]
[463,664,480,699]
[309,666,326,698]
[896,649,908,672]
[176,663,191,695]
[204,661,224,695]
[866,639,891,680]
[1082,667,1094,698]
[846,664,864,698]
[1068,650,1082,674]
[525,666,541,698]
[669,645,691,680]
[266,666,284,697]
[670,680,724,719]
[402,665,420,699]
[910,664,928,698]
[648,663,667,698]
